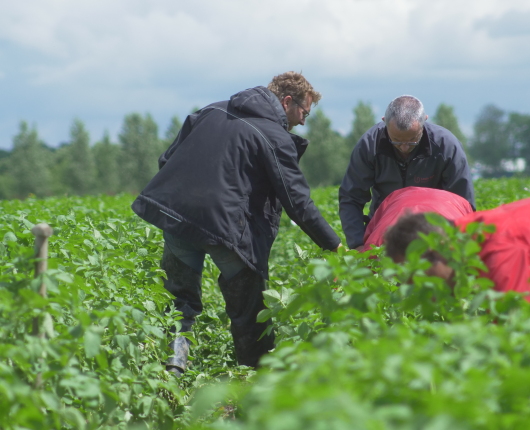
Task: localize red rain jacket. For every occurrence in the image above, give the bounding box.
[455,198,530,301]
[362,186,473,252]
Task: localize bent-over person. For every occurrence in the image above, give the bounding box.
[385,198,530,302]
[132,72,341,375]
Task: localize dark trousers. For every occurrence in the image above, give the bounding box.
[161,235,275,368]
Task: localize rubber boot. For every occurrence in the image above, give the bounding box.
[166,337,190,376]
[161,245,202,375]
[218,268,275,368]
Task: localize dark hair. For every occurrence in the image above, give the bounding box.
[384,212,445,262]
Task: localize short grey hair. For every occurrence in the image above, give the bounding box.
[384,95,427,130]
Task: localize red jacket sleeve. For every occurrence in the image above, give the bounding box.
[479,236,530,301]
[455,198,530,301]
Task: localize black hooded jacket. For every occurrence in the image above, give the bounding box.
[132,86,340,279]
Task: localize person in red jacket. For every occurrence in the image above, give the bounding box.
[362,186,474,252]
[384,198,530,302]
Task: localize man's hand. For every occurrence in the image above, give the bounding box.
[355,245,364,252]
[331,243,344,253]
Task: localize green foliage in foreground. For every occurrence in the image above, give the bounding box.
[1,177,530,429]
[0,195,186,429]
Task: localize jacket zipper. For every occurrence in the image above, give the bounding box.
[397,160,408,187]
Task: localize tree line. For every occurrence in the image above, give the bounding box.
[1,102,529,199]
[0,114,182,199]
[301,102,530,185]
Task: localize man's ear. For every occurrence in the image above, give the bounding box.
[281,95,292,111]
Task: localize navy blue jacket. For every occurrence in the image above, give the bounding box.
[339,121,475,249]
[132,86,341,278]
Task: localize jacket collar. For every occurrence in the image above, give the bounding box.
[376,124,432,160]
[290,133,309,161]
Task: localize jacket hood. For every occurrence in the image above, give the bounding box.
[230,86,289,130]
[290,133,308,161]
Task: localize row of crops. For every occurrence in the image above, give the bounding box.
[1,177,530,429]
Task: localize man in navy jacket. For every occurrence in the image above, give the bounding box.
[132,72,341,375]
[339,95,475,251]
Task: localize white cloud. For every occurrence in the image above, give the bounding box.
[1,0,530,148]
[476,9,530,38]
[3,0,530,85]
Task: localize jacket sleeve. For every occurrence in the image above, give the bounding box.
[441,139,476,210]
[480,237,530,300]
[338,135,375,249]
[263,136,341,251]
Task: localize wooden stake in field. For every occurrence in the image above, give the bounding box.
[31,223,53,389]
[31,223,53,338]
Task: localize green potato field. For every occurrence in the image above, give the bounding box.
[2,177,530,429]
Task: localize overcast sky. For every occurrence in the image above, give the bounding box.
[1,0,529,149]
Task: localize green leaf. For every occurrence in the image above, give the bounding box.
[61,407,86,430]
[257,309,272,323]
[143,300,156,311]
[294,243,307,259]
[117,260,135,270]
[69,324,84,338]
[147,325,164,339]
[132,309,145,323]
[75,377,101,398]
[85,328,102,358]
[40,391,60,410]
[263,290,281,303]
[298,322,310,340]
[83,239,94,249]
[93,228,102,240]
[118,383,131,405]
[42,313,55,338]
[87,254,98,265]
[115,334,131,349]
[464,240,481,257]
[22,218,35,229]
[313,264,332,281]
[3,232,17,243]
[95,351,109,370]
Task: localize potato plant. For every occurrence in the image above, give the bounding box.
[1,178,530,429]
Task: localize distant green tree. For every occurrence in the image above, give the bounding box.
[119,113,160,193]
[300,109,349,187]
[50,143,71,195]
[60,119,96,195]
[432,103,468,152]
[8,121,52,198]
[346,101,376,151]
[93,131,121,194]
[165,116,182,142]
[0,149,11,198]
[0,151,13,199]
[158,115,182,155]
[506,113,530,174]
[469,105,509,176]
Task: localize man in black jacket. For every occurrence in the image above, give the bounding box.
[132,72,342,375]
[339,95,475,251]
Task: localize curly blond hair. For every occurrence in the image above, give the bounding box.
[267,71,321,105]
